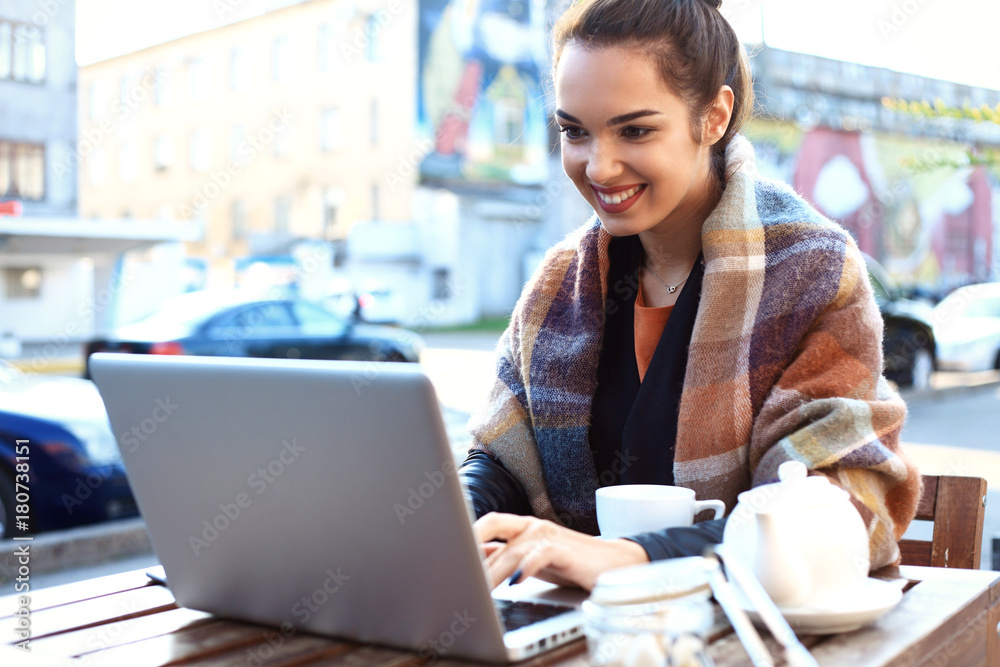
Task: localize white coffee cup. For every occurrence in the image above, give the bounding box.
[595,485,726,538]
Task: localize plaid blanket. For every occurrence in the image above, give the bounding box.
[469,136,920,568]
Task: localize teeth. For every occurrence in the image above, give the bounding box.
[597,186,642,206]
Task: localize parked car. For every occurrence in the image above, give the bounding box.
[931,282,1000,372]
[864,255,936,390]
[83,291,424,376]
[0,360,138,539]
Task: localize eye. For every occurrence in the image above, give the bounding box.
[558,125,586,141]
[621,126,651,140]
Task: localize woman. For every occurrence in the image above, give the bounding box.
[459,0,921,591]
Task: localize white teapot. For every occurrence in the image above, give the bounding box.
[721,460,871,609]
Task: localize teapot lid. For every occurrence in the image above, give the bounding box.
[589,556,711,606]
[742,461,849,510]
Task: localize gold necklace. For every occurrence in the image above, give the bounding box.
[643,261,690,294]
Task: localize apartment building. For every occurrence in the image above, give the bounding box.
[78,0,418,286]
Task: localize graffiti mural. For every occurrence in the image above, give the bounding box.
[746,119,999,291]
[417,0,550,184]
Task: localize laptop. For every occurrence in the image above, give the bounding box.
[89,353,586,663]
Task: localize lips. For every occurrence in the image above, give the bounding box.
[591,184,646,213]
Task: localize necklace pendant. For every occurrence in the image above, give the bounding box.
[667,286,677,293]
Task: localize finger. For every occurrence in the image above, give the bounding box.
[508,538,561,584]
[481,541,504,557]
[472,512,535,545]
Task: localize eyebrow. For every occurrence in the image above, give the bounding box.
[555,109,663,126]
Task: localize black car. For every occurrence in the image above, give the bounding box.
[84,292,424,376]
[864,255,936,390]
[0,361,138,539]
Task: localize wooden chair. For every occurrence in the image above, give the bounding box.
[898,474,988,569]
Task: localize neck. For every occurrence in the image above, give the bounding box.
[638,171,720,282]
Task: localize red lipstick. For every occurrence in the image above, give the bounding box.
[591,184,646,214]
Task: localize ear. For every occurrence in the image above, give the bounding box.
[702,85,735,147]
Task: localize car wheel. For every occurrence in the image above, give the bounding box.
[909,347,933,391]
[0,469,15,540]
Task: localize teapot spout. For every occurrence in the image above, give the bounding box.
[753,510,811,608]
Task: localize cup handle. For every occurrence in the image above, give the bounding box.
[695,499,725,520]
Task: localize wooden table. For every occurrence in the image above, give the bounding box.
[1,565,998,666]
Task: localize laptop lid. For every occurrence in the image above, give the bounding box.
[90,353,582,662]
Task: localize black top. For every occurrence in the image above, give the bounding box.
[458,234,725,561]
[589,235,704,487]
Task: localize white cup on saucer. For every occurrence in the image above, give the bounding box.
[595,485,726,538]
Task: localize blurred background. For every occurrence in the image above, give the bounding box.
[0,0,998,586]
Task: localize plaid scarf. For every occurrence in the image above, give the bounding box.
[469,136,920,568]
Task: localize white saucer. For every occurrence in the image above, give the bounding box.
[737,577,905,635]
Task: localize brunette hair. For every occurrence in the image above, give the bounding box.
[552,0,753,178]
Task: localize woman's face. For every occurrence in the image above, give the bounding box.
[555,44,719,238]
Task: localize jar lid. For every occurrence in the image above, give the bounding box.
[590,556,711,606]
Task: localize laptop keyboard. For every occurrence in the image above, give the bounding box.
[494,599,575,633]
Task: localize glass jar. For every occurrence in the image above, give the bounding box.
[584,556,715,667]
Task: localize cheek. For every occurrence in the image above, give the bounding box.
[561,146,589,189]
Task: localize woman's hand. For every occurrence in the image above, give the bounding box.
[472,512,649,591]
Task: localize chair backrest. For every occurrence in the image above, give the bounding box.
[898,474,988,569]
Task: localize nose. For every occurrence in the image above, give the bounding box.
[585,139,624,184]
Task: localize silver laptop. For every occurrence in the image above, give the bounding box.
[90,353,585,662]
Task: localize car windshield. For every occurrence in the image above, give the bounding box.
[960,296,1000,318]
[125,291,249,331]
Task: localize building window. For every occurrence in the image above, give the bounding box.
[0,141,45,200]
[153,66,172,107]
[118,141,138,183]
[229,124,245,164]
[189,57,209,100]
[370,98,378,146]
[87,147,107,187]
[274,195,292,233]
[273,121,292,158]
[232,199,247,239]
[318,22,345,71]
[153,133,173,171]
[4,267,42,299]
[88,80,108,120]
[272,36,294,82]
[322,187,342,237]
[230,46,250,91]
[119,70,141,108]
[432,268,452,300]
[365,15,382,62]
[0,22,45,83]
[370,183,380,221]
[496,99,524,145]
[190,127,210,172]
[320,108,340,152]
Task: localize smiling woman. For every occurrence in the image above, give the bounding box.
[458,0,922,592]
